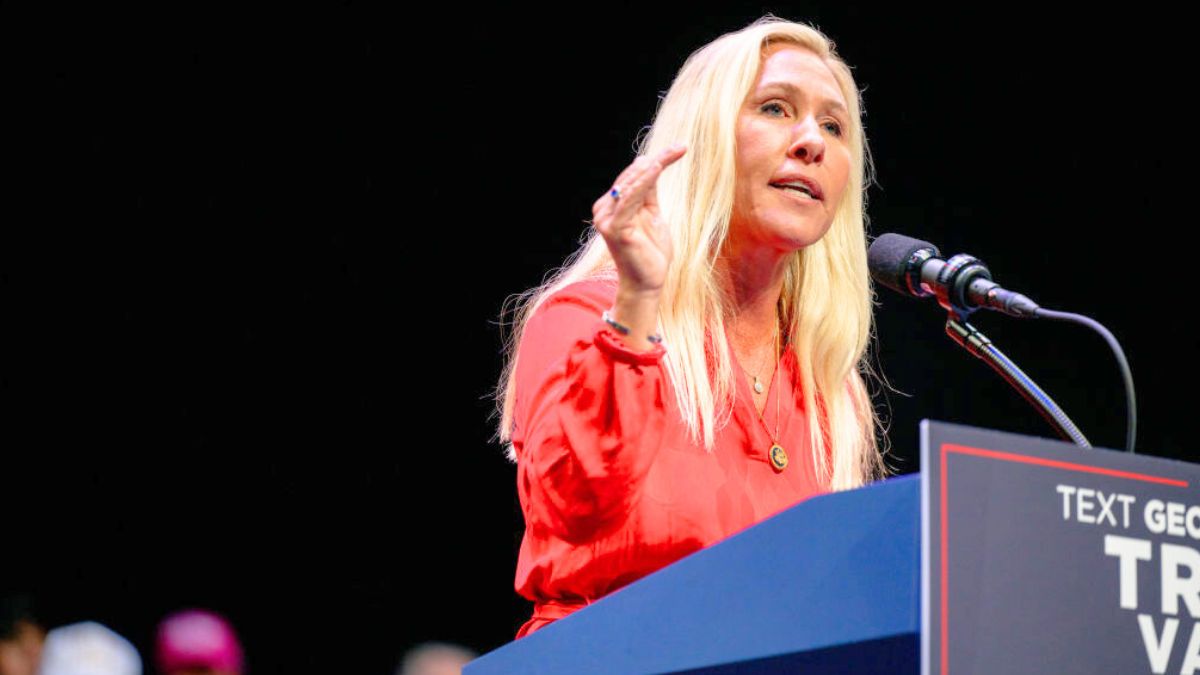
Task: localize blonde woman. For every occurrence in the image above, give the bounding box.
[494,16,887,638]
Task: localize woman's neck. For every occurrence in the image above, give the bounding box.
[717,241,789,351]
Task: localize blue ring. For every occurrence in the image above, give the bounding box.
[610,186,621,201]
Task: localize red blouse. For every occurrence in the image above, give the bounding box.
[510,277,829,637]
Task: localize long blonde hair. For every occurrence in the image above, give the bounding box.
[494,17,885,490]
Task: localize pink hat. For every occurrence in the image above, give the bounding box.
[154,609,243,675]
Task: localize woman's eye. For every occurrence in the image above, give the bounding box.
[760,102,787,117]
[823,121,844,137]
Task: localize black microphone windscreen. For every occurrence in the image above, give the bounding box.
[867,233,940,295]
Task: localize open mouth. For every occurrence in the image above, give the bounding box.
[770,181,821,201]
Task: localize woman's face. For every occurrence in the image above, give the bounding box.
[729,44,851,255]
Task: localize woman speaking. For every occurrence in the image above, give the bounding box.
[494,16,887,638]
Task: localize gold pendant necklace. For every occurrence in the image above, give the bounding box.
[751,321,787,472]
[744,331,772,393]
[738,322,775,395]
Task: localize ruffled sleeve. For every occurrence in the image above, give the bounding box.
[511,279,668,543]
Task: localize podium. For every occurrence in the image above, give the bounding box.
[467,421,1200,674]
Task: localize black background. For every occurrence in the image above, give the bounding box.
[3,2,1192,673]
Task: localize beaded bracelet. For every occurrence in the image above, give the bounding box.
[602,309,663,345]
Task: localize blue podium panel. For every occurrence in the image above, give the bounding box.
[467,476,921,675]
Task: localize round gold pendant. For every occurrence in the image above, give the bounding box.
[769,444,788,471]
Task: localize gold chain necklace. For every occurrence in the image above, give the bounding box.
[740,320,788,472]
[734,318,776,395]
[749,337,773,395]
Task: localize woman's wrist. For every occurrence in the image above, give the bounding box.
[603,310,663,345]
[609,284,663,352]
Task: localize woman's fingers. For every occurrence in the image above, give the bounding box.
[586,144,686,292]
[612,144,686,201]
[611,144,673,195]
[594,144,687,224]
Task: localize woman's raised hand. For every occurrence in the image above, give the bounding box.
[591,144,687,297]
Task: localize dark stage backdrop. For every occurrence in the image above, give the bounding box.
[4,3,1191,673]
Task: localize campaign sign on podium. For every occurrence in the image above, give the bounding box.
[923,421,1200,675]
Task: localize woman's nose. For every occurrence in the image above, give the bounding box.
[788,117,825,163]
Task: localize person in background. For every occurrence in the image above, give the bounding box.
[154,609,243,675]
[397,642,476,675]
[36,621,141,675]
[0,594,44,675]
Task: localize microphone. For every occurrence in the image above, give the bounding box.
[867,233,1040,318]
